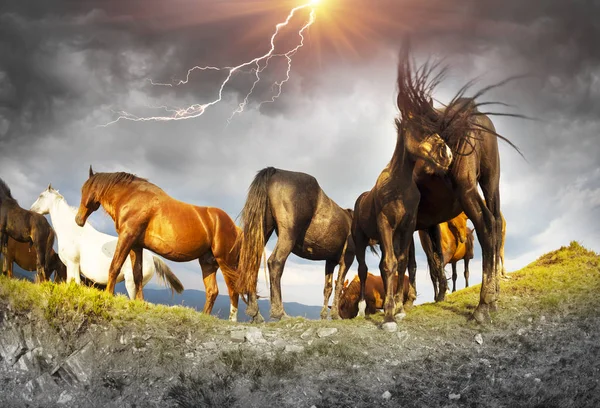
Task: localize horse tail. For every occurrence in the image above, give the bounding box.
[153,256,184,295]
[236,167,276,294]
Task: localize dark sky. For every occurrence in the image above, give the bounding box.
[1,0,599,305]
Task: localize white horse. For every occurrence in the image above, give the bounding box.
[30,185,184,299]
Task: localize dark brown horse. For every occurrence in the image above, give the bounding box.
[352,57,454,324]
[74,168,242,321]
[0,178,55,281]
[1,237,66,282]
[338,272,415,319]
[236,167,357,322]
[402,55,521,322]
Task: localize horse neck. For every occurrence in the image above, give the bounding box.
[97,185,128,221]
[388,129,416,183]
[49,196,80,237]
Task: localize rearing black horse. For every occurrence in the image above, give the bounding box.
[236,167,357,321]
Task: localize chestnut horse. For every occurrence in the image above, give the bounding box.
[236,167,358,322]
[338,272,415,319]
[0,178,55,282]
[74,168,241,321]
[352,57,453,324]
[1,237,66,282]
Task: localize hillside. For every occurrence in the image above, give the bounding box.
[1,242,599,407]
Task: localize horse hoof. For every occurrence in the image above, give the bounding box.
[381,322,398,332]
[489,301,499,312]
[251,314,265,324]
[470,307,491,324]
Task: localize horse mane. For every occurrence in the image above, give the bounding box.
[339,275,362,310]
[396,42,526,157]
[0,178,13,200]
[88,172,148,199]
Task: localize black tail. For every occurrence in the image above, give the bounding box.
[236,167,276,294]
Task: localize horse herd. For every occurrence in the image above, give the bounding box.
[0,50,516,325]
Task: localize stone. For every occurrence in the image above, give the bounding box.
[300,328,314,339]
[24,373,59,400]
[245,328,267,344]
[396,331,409,343]
[382,391,392,400]
[474,333,483,345]
[316,328,338,338]
[57,391,73,404]
[230,331,246,343]
[272,339,287,350]
[517,328,526,336]
[284,344,305,353]
[51,341,95,385]
[202,341,217,350]
[449,393,461,400]
[382,322,398,332]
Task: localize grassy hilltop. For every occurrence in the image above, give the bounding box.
[1,242,599,407]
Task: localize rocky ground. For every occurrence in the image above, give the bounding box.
[1,242,600,407]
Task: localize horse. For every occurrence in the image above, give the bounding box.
[418,212,474,295]
[30,185,184,299]
[352,56,454,324]
[338,272,415,319]
[74,168,242,321]
[235,167,358,322]
[0,178,55,282]
[400,52,521,323]
[1,236,66,282]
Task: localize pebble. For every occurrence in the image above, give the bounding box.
[382,322,398,332]
[449,393,461,400]
[317,328,338,338]
[382,391,392,400]
[474,333,483,345]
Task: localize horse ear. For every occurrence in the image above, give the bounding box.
[47,183,52,191]
[89,165,94,178]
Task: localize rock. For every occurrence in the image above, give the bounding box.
[57,391,73,404]
[202,341,217,350]
[24,373,59,400]
[382,390,392,400]
[284,344,305,353]
[527,317,533,323]
[316,328,338,338]
[300,328,314,339]
[396,331,409,343]
[394,312,406,320]
[51,341,95,385]
[230,331,246,343]
[474,333,483,345]
[185,352,195,358]
[534,378,541,383]
[382,322,398,332]
[245,328,267,344]
[272,339,287,350]
[517,328,526,336]
[449,393,461,400]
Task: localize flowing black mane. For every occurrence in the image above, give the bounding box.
[395,44,525,157]
[0,178,14,200]
[87,172,148,198]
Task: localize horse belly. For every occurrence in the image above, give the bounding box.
[13,243,37,271]
[416,176,462,229]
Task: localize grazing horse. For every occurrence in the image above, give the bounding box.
[338,272,415,319]
[352,57,454,324]
[0,178,55,281]
[236,167,357,322]
[402,56,521,323]
[30,186,184,299]
[74,168,241,321]
[1,237,66,282]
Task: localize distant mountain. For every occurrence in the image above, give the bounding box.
[8,267,322,321]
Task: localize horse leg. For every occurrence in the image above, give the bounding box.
[464,257,470,288]
[34,242,48,283]
[215,260,239,322]
[107,232,138,295]
[128,247,144,301]
[353,232,369,318]
[405,237,417,308]
[451,262,457,293]
[199,255,219,316]
[267,233,296,321]
[330,239,354,320]
[376,216,398,323]
[320,260,336,320]
[459,190,495,323]
[65,259,81,284]
[423,225,446,301]
[5,253,13,279]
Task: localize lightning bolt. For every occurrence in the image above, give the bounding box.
[101,1,319,127]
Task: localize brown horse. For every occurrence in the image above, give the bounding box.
[402,55,521,323]
[74,168,242,321]
[235,167,360,322]
[0,178,55,282]
[352,56,454,324]
[1,237,66,282]
[338,272,415,319]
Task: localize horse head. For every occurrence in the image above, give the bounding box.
[400,119,453,174]
[75,166,100,227]
[30,184,62,215]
